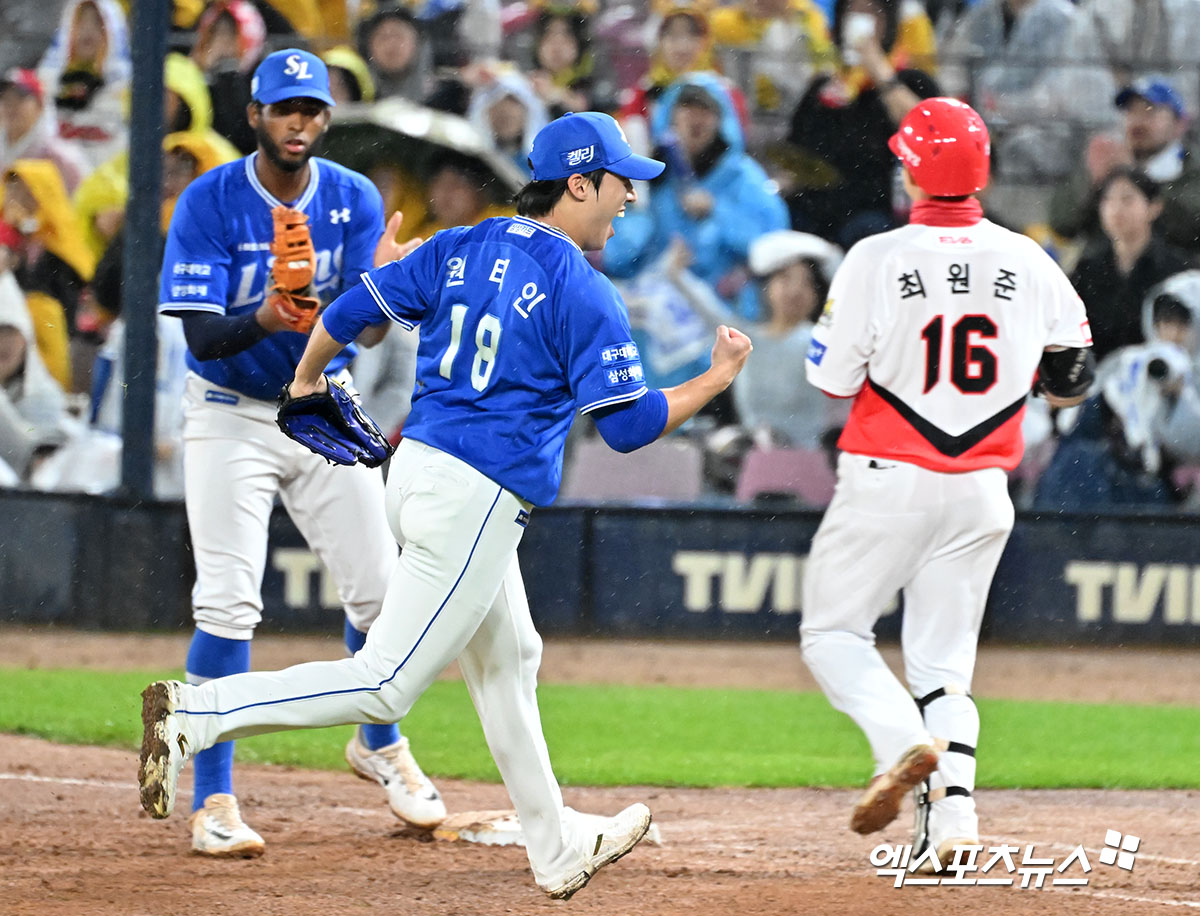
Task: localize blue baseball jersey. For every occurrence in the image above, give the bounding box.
[330,216,649,506]
[158,153,384,401]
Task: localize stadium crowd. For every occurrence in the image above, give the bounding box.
[3,0,1200,511]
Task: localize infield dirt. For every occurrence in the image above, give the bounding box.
[1,632,1196,915]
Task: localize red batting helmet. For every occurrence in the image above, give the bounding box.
[888,98,990,197]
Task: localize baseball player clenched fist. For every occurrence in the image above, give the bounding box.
[140,111,751,899]
[801,99,1094,870]
[156,49,444,858]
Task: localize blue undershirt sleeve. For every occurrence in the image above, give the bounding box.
[321,281,388,345]
[590,389,669,453]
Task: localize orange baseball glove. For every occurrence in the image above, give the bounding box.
[268,205,321,334]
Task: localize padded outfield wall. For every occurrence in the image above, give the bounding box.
[2,490,1199,645]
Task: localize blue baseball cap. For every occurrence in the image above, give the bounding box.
[1115,77,1185,119]
[251,49,335,107]
[528,112,665,182]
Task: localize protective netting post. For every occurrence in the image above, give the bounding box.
[119,0,170,500]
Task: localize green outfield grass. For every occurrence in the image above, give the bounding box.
[1,667,1197,789]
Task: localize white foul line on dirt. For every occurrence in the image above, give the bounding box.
[0,771,192,796]
[1034,840,1200,868]
[1089,891,1200,910]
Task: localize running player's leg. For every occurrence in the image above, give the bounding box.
[182,398,282,819]
[176,441,525,752]
[279,450,446,826]
[455,554,584,888]
[279,452,399,751]
[902,467,1014,856]
[800,453,935,775]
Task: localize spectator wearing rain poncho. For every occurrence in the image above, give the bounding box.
[191,0,267,156]
[605,73,788,297]
[2,158,96,391]
[465,68,549,178]
[602,74,788,388]
[0,256,69,485]
[1035,270,1200,510]
[72,52,241,263]
[37,0,131,173]
[0,68,90,194]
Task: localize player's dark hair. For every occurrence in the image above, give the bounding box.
[514,168,606,217]
[931,194,971,203]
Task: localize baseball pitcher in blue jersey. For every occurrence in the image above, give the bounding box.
[156,49,444,858]
[141,111,752,897]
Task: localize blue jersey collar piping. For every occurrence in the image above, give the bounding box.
[512,216,581,252]
[244,152,320,212]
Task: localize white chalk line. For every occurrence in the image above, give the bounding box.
[1031,839,1200,868]
[4,772,1199,907]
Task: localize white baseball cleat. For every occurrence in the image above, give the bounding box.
[345,730,447,829]
[911,784,980,874]
[850,744,939,835]
[539,803,653,901]
[138,680,191,819]
[189,793,266,858]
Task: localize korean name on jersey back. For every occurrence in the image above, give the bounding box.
[806,221,1091,472]
[367,216,648,506]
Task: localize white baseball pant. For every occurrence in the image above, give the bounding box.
[181,373,395,639]
[176,438,591,886]
[800,452,1013,778]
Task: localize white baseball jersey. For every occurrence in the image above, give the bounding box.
[806,218,1092,472]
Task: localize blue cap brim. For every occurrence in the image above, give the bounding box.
[255,85,336,107]
[606,152,665,181]
[1115,86,1181,116]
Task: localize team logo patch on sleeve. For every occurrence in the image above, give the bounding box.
[599,341,640,366]
[170,282,213,300]
[807,339,827,365]
[604,364,645,387]
[172,261,213,277]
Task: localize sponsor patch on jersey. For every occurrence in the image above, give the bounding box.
[172,261,213,277]
[603,364,645,387]
[599,341,640,366]
[807,339,827,365]
[515,508,531,528]
[204,390,239,405]
[170,282,212,300]
[506,222,535,238]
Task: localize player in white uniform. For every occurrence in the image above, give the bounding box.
[157,49,445,857]
[800,99,1094,869]
[139,110,752,898]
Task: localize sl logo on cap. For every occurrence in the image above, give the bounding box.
[561,145,595,169]
[284,54,313,80]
